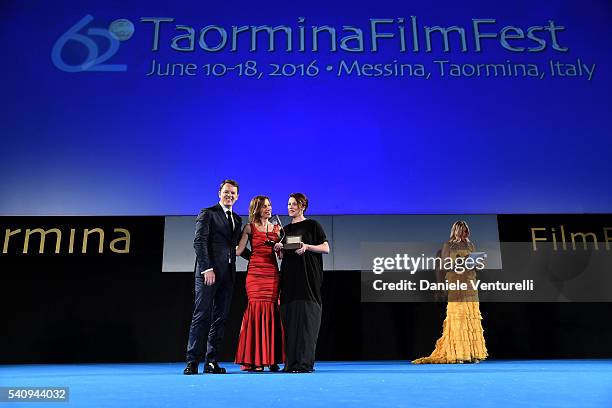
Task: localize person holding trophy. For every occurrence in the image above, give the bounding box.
[274,193,329,373]
[235,196,283,371]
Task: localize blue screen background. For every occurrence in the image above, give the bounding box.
[1,0,610,215]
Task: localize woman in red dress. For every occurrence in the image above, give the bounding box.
[235,196,283,371]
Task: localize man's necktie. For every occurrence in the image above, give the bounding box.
[226,210,233,233]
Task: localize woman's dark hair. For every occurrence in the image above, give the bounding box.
[289,192,308,214]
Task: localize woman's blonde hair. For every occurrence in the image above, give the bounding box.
[449,220,471,243]
[248,195,271,223]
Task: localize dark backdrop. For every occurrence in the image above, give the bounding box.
[2,272,611,363]
[1,215,611,363]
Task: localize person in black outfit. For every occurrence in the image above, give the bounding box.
[274,192,329,373]
[184,179,249,375]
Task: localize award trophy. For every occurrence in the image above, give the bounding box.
[284,235,303,250]
[264,215,285,247]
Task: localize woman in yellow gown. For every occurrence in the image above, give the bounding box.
[412,220,488,364]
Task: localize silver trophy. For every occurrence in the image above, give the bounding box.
[265,215,285,246]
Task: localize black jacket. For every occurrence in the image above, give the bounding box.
[193,203,245,279]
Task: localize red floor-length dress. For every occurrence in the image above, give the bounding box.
[235,224,283,368]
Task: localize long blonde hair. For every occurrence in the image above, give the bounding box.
[449,220,471,243]
[248,195,271,224]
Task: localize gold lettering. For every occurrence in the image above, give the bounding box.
[23,228,62,254]
[110,228,131,253]
[551,227,557,251]
[82,228,104,253]
[571,232,599,250]
[3,228,21,253]
[68,229,75,254]
[604,228,611,250]
[3,226,132,255]
[560,224,567,250]
[531,227,547,251]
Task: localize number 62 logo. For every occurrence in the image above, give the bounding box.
[51,15,128,72]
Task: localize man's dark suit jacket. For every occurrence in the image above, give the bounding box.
[194,203,243,280]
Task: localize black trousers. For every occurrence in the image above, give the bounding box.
[186,272,234,364]
[280,300,322,371]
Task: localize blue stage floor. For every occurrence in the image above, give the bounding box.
[1,360,611,407]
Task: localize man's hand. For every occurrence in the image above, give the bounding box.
[274,242,284,252]
[202,270,216,286]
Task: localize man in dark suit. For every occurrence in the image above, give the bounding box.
[184,179,248,374]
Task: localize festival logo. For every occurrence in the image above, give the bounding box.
[51,15,132,72]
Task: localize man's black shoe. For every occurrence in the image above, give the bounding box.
[204,361,226,374]
[183,362,198,375]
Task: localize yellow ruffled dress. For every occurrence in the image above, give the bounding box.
[412,242,488,364]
